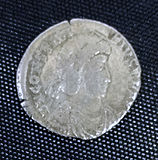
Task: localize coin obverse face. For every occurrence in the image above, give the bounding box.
[16,19,141,139]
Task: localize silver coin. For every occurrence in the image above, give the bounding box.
[16,19,141,139]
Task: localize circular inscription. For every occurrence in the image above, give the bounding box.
[16,19,141,139]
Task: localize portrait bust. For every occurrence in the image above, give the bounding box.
[41,36,115,137]
[18,19,141,139]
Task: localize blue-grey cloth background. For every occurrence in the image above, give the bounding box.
[0,0,157,159]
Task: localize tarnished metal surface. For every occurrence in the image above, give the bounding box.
[16,19,141,139]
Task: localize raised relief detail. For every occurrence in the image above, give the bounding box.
[17,19,141,139]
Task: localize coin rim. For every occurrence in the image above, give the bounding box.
[16,18,141,139]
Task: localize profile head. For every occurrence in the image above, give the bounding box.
[62,40,111,98]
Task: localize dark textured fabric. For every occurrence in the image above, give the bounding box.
[0,0,158,159]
